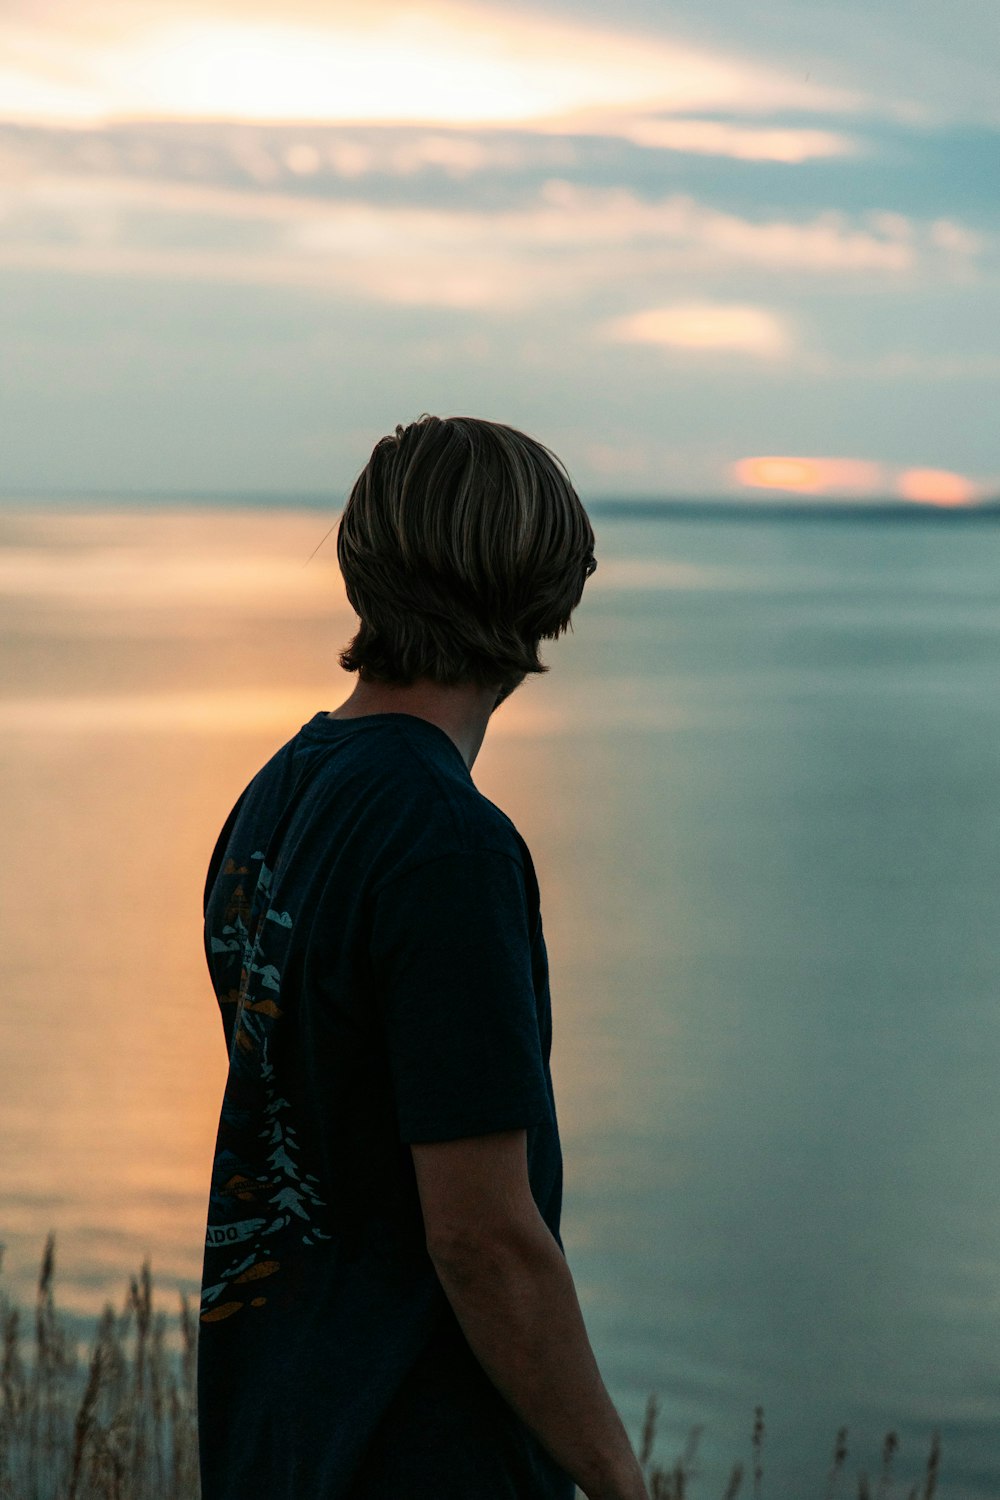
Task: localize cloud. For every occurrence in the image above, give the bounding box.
[603,303,791,358]
[3,123,969,316]
[927,218,982,257]
[896,468,979,505]
[0,116,581,195]
[0,2,858,127]
[733,456,987,504]
[587,115,859,163]
[734,456,887,493]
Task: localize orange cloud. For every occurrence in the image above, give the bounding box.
[735,456,885,493]
[605,303,790,357]
[897,468,977,505]
[621,117,856,163]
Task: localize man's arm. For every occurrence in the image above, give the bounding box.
[411,1128,650,1500]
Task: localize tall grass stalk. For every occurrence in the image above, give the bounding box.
[1,1238,945,1499]
[637,1397,943,1500]
[0,1238,197,1500]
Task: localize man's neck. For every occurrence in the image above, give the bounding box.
[325,676,499,771]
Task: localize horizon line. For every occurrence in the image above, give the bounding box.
[2,487,1000,519]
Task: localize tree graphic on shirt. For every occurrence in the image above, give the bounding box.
[260,1065,328,1244]
[201,848,331,1323]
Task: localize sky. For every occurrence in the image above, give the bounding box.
[1,0,998,501]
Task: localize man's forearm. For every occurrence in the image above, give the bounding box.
[428,1212,649,1500]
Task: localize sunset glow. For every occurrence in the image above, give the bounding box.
[0,8,845,128]
[897,468,977,505]
[622,117,855,163]
[0,0,991,500]
[113,19,570,125]
[607,304,789,357]
[734,456,884,493]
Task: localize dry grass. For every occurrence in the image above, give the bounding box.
[0,1235,198,1500]
[1,1237,944,1500]
[637,1394,942,1500]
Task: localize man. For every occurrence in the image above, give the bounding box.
[199,415,650,1500]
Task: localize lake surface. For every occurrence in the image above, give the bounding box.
[1,503,998,1498]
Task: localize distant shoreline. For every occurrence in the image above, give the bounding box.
[2,490,1000,522]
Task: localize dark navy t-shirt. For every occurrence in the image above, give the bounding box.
[198,710,575,1500]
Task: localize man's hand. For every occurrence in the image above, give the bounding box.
[411,1129,650,1500]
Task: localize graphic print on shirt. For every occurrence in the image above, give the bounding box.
[201,849,331,1324]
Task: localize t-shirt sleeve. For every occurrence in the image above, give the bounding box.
[369,847,555,1144]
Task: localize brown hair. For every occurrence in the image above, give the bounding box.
[336,415,596,688]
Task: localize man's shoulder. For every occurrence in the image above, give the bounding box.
[379,771,528,885]
[362,732,531,892]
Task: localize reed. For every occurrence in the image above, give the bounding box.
[636,1395,943,1500]
[0,1237,198,1500]
[0,1238,945,1500]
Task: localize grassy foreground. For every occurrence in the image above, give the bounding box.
[0,1237,197,1500]
[0,1236,942,1500]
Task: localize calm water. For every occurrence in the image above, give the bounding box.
[1,504,998,1498]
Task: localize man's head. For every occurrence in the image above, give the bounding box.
[336,415,596,704]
